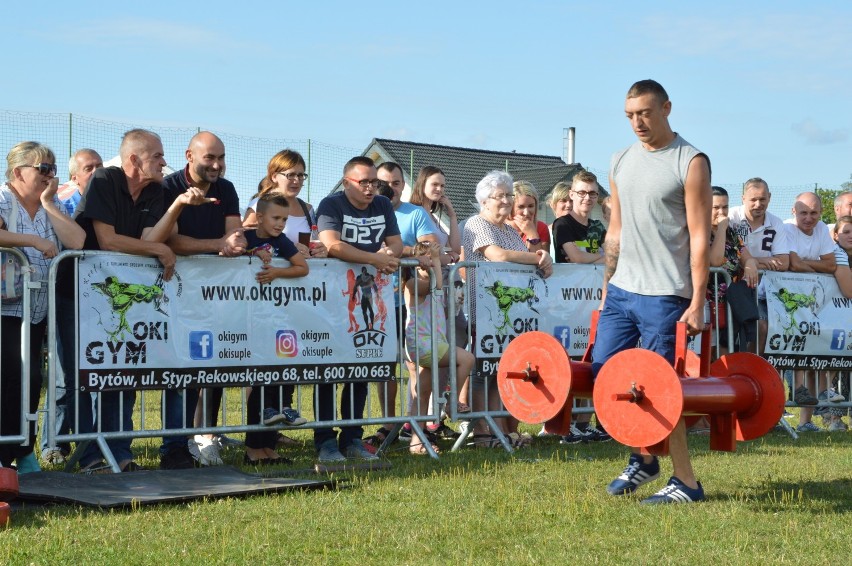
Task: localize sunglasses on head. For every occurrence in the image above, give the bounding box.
[23,163,58,176]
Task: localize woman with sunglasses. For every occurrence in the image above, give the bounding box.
[0,142,85,472]
[243,149,327,259]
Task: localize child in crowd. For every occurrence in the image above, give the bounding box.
[243,193,309,464]
[403,242,474,454]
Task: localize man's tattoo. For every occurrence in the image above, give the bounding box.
[603,239,619,281]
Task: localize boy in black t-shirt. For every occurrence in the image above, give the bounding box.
[243,194,310,464]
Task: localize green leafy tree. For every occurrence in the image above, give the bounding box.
[817,186,840,224]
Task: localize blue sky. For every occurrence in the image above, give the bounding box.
[2,1,851,215]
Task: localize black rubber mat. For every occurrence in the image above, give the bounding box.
[15,466,332,508]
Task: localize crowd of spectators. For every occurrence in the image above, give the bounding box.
[1,126,851,476]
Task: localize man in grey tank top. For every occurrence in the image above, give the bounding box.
[592,80,712,504]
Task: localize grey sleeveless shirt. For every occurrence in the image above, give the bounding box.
[609,134,705,299]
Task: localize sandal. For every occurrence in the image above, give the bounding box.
[80,460,111,475]
[456,402,471,414]
[409,440,440,455]
[472,434,502,449]
[275,433,301,448]
[364,427,393,449]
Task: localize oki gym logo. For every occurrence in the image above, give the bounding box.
[767,286,824,352]
[84,275,171,365]
[479,275,548,356]
[276,330,298,357]
[189,331,214,360]
[344,267,388,358]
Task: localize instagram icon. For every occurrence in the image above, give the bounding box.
[276,330,298,357]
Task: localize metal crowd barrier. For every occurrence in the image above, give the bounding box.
[0,247,36,449]
[43,251,446,471]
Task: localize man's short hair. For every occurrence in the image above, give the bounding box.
[68,148,100,176]
[626,79,669,103]
[571,170,598,189]
[343,156,375,176]
[743,177,769,193]
[376,161,403,176]
[835,191,852,208]
[256,193,289,214]
[712,186,729,198]
[119,129,160,163]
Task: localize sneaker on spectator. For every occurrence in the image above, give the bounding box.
[344,439,379,461]
[41,447,68,466]
[559,425,590,445]
[398,424,413,442]
[281,407,307,426]
[607,454,660,495]
[194,435,224,466]
[160,444,197,470]
[187,438,202,463]
[793,386,819,406]
[317,440,346,463]
[428,421,460,439]
[641,476,705,504]
[215,434,243,447]
[263,408,288,426]
[795,421,822,432]
[15,453,41,474]
[585,426,612,442]
[820,388,845,403]
[828,419,848,432]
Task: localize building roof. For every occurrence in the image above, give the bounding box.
[362,138,591,220]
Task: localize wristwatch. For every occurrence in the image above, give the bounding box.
[527,238,541,245]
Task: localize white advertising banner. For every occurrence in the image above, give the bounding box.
[472,263,603,377]
[77,254,397,391]
[763,271,852,370]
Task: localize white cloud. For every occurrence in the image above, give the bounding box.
[791,119,848,145]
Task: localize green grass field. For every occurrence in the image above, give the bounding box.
[4,414,852,565]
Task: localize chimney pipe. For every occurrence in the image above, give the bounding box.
[563,127,576,164]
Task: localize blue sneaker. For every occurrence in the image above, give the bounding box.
[641,476,705,504]
[281,407,307,426]
[317,439,346,463]
[263,408,287,426]
[607,454,660,495]
[16,453,42,474]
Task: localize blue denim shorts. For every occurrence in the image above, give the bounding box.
[591,284,690,377]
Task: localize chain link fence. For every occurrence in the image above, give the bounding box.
[0,110,359,209]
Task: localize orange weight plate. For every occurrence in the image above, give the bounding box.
[594,349,684,448]
[0,468,17,502]
[497,332,573,423]
[710,353,785,441]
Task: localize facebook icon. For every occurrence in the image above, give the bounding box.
[189,331,214,360]
[553,326,571,351]
[830,329,846,351]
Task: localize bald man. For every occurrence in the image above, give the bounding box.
[159,131,246,469]
[782,191,837,432]
[57,149,104,216]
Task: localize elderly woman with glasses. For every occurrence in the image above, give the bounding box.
[460,170,552,448]
[0,142,85,472]
[243,149,327,259]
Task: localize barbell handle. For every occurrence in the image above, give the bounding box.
[504,362,540,383]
